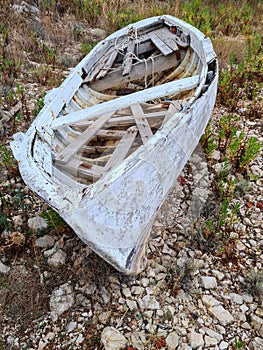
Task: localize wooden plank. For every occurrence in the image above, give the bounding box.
[104,126,138,172]
[89,50,184,92]
[56,111,115,163]
[97,50,118,79]
[123,40,135,76]
[149,32,173,56]
[130,104,153,144]
[155,27,179,52]
[52,75,199,129]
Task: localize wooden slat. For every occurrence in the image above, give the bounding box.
[89,50,184,92]
[97,50,118,79]
[155,27,179,53]
[56,111,115,163]
[104,126,138,172]
[52,75,200,129]
[130,104,153,144]
[149,32,173,56]
[123,40,135,76]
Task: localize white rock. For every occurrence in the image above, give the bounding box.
[251,314,263,337]
[50,283,74,321]
[203,327,223,342]
[38,332,55,350]
[35,235,55,248]
[0,260,10,274]
[122,287,132,298]
[67,321,77,333]
[166,331,180,350]
[240,304,249,313]
[28,216,47,231]
[13,215,23,228]
[177,344,192,350]
[47,249,66,267]
[219,340,229,349]
[202,295,234,325]
[140,295,160,310]
[101,327,127,350]
[249,337,263,350]
[205,335,218,347]
[229,293,243,304]
[201,276,217,289]
[188,330,204,349]
[126,299,137,311]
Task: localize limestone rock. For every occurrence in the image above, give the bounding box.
[0,260,10,274]
[35,234,55,248]
[166,331,180,350]
[50,283,74,321]
[202,295,234,325]
[201,276,217,289]
[188,329,204,349]
[101,327,127,350]
[47,249,66,267]
[28,216,47,231]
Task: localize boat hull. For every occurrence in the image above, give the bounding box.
[11,15,218,274]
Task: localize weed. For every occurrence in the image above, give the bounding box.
[40,209,68,232]
[241,270,263,302]
[166,258,196,295]
[233,338,245,348]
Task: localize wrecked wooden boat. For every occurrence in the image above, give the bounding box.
[11,15,218,274]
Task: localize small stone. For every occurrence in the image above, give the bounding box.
[126,299,137,311]
[219,340,229,349]
[50,283,74,321]
[230,293,243,305]
[201,276,217,289]
[67,321,77,332]
[100,287,111,304]
[202,295,234,325]
[0,260,10,274]
[205,335,218,347]
[28,216,48,231]
[47,249,66,267]
[188,330,204,349]
[240,304,249,313]
[122,288,132,298]
[251,314,263,337]
[177,344,192,350]
[76,334,84,344]
[13,215,23,228]
[141,278,149,287]
[249,337,263,350]
[101,327,127,350]
[166,331,180,350]
[140,295,160,310]
[203,327,223,342]
[35,235,55,248]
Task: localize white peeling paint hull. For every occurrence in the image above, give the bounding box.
[11,15,218,274]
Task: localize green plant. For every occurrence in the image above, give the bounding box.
[233,338,245,348]
[40,209,68,231]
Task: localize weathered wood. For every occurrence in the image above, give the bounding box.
[56,112,115,163]
[131,104,153,144]
[123,40,136,76]
[89,50,184,92]
[154,27,179,53]
[149,31,173,56]
[96,50,118,79]
[104,126,138,172]
[52,75,200,128]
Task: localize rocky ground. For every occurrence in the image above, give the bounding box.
[0,1,263,350]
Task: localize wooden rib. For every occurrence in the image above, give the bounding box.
[56,111,115,163]
[130,104,153,144]
[89,50,184,92]
[53,75,199,129]
[104,126,138,172]
[162,101,183,126]
[123,40,135,76]
[56,157,105,180]
[149,32,173,56]
[72,110,167,129]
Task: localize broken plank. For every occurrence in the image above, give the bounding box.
[162,101,183,126]
[130,104,153,144]
[149,32,173,56]
[155,27,179,53]
[96,50,118,79]
[123,40,136,76]
[89,50,185,92]
[104,126,138,172]
[56,111,115,163]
